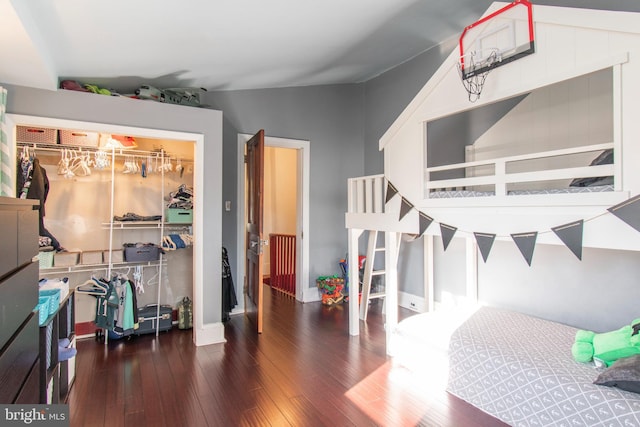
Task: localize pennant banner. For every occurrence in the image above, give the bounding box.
[608,194,640,233]
[552,220,584,260]
[377,178,640,265]
[419,212,434,236]
[440,223,457,251]
[474,232,496,263]
[511,232,537,266]
[385,182,399,204]
[399,197,413,221]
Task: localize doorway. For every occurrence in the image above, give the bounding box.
[236,134,309,308]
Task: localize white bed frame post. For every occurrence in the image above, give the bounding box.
[424,235,435,312]
[466,237,478,304]
[348,228,364,336]
[385,231,400,355]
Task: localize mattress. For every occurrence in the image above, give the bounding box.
[447,307,640,427]
[390,305,481,388]
[428,184,614,199]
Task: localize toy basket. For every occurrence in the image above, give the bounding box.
[39,288,61,315]
[36,297,50,325]
[316,276,345,305]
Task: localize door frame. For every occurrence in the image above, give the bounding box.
[236,133,310,306]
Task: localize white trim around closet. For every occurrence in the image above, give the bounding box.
[6,114,218,346]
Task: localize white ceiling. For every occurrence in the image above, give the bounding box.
[1,0,639,94]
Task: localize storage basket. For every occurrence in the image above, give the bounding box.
[53,251,79,267]
[59,129,100,147]
[38,250,55,268]
[165,208,193,224]
[39,278,70,302]
[16,126,58,144]
[123,243,161,262]
[80,250,103,265]
[37,297,50,325]
[102,249,124,264]
[39,288,60,315]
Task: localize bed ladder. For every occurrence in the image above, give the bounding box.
[359,230,401,321]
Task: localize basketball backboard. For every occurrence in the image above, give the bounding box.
[459,0,535,80]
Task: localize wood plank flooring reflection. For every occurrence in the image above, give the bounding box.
[68,286,508,427]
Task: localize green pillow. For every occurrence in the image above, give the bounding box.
[593,355,640,394]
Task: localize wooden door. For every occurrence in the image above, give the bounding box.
[245,130,265,333]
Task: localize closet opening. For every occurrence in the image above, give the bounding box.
[7,114,207,344]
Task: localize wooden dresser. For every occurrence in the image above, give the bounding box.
[0,197,40,403]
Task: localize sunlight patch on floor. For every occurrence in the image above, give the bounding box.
[345,361,429,427]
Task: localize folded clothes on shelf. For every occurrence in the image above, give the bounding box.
[113,212,162,222]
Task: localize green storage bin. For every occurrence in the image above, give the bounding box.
[165,208,193,224]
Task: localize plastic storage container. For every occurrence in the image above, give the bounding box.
[36,297,50,325]
[38,250,55,268]
[39,288,60,315]
[123,243,161,262]
[165,208,193,224]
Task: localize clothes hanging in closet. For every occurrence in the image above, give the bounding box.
[83,276,139,336]
[16,155,62,250]
[222,247,237,322]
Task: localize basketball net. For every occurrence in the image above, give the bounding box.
[457,49,500,103]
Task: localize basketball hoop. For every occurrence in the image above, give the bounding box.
[457,49,500,102]
[456,0,536,102]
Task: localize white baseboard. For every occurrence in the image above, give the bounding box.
[398,291,426,313]
[303,286,322,303]
[194,322,226,346]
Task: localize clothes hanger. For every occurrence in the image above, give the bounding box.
[76,278,107,296]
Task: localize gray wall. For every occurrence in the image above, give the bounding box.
[205,84,364,285]
[363,39,458,176]
[479,242,640,332]
[3,84,224,325]
[361,40,457,296]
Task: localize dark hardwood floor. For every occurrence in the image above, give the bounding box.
[68,285,508,427]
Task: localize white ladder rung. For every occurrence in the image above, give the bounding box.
[371,270,385,276]
[369,292,385,299]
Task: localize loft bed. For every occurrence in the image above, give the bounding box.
[344,2,640,342]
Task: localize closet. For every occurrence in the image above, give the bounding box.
[16,125,195,339]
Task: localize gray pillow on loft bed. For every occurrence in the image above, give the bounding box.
[570,149,614,187]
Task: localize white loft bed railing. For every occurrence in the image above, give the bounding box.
[425,142,616,196]
[347,174,386,214]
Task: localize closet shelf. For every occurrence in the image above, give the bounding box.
[39,259,166,275]
[102,221,192,229]
[16,141,193,162]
